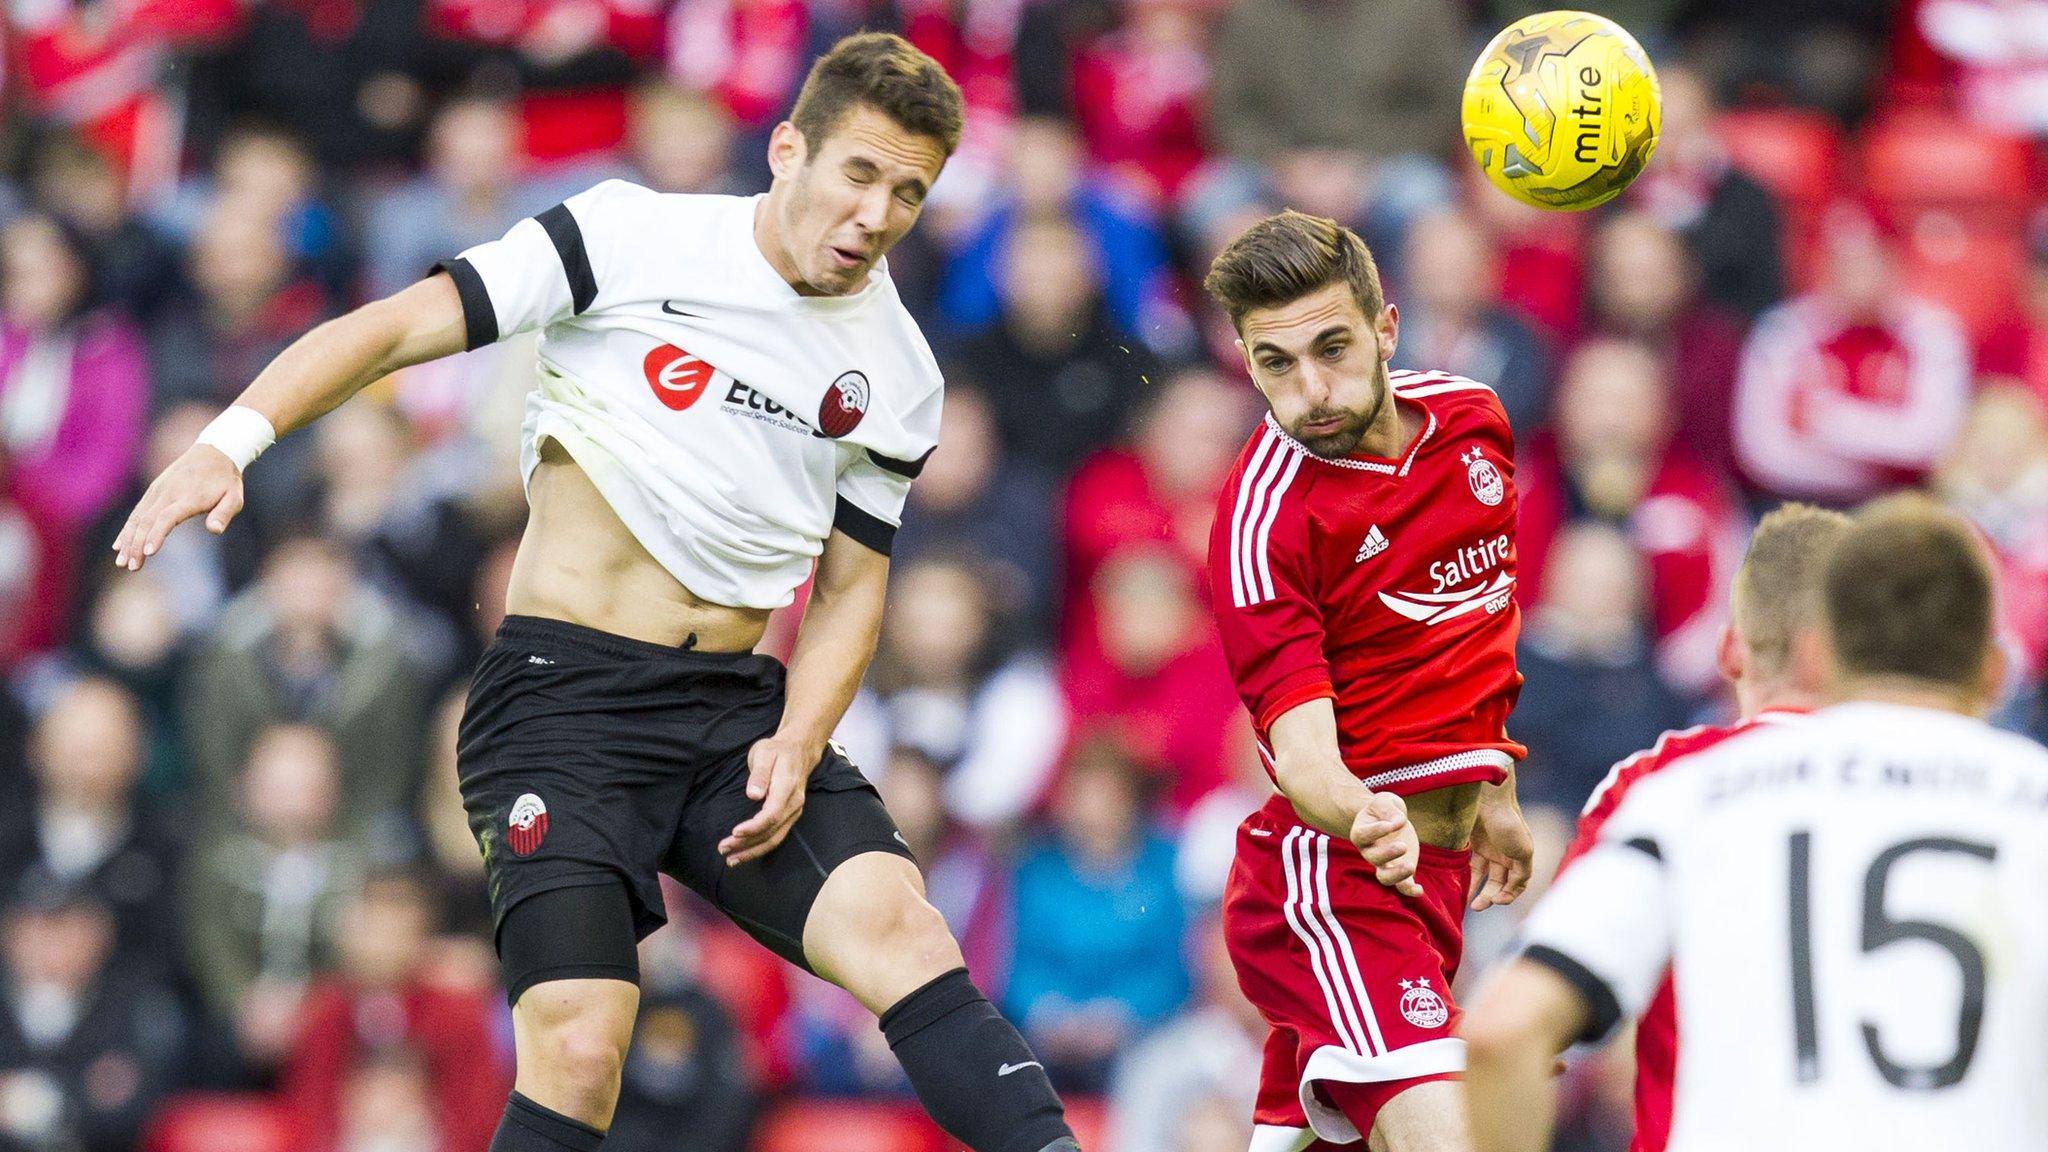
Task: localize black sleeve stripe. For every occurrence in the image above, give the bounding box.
[833,497,896,555]
[1522,944,1624,1044]
[867,447,933,480]
[535,203,598,315]
[1625,836,1663,861]
[431,258,498,351]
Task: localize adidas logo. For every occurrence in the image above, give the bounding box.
[1355,525,1389,562]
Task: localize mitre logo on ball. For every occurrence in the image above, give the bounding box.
[1399,978,1450,1029]
[819,370,870,438]
[508,793,549,857]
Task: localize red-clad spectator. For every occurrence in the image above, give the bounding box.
[1520,338,1747,697]
[896,0,1026,190]
[1889,0,2048,136]
[282,868,509,1152]
[1063,544,1240,814]
[428,0,664,161]
[663,0,807,130]
[0,214,148,661]
[1069,0,1212,207]
[1935,386,2048,683]
[1464,164,1585,345]
[1062,366,1256,668]
[1734,200,1972,505]
[10,0,237,193]
[1586,209,1750,483]
[1976,214,2048,408]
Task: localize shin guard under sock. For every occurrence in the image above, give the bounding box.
[880,968,1074,1152]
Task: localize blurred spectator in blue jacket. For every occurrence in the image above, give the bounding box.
[26,136,184,324]
[955,212,1164,475]
[1511,521,1693,814]
[1003,733,1189,1091]
[892,380,1059,634]
[939,117,1188,354]
[365,94,550,300]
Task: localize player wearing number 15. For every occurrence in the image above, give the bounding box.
[1464,495,2048,1152]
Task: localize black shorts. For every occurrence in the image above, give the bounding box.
[456,615,911,979]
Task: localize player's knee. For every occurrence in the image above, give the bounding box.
[537,1021,627,1107]
[897,894,962,965]
[517,988,633,1115]
[857,888,959,968]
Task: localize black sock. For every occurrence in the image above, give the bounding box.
[880,968,1073,1152]
[489,1091,606,1152]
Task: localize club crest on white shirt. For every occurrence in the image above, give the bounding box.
[820,370,870,438]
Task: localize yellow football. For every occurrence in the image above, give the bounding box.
[1461,10,1661,211]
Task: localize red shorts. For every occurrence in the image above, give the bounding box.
[1224,796,1471,1149]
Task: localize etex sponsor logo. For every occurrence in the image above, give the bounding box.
[723,380,827,437]
[1377,534,1515,626]
[643,343,715,411]
[642,341,839,438]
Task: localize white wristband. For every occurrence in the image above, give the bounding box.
[194,406,277,473]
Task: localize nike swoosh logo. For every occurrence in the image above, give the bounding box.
[893,831,910,848]
[661,301,700,317]
[997,1061,1042,1077]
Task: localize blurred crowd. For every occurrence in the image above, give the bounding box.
[2,0,2047,1148]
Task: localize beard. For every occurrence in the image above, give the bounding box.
[1287,365,1389,459]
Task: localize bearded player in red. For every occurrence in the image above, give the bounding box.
[1202,210,1535,1152]
[1544,502,1846,1152]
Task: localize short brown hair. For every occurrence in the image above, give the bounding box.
[1203,210,1385,331]
[1732,503,1852,677]
[1823,494,1996,688]
[789,32,965,159]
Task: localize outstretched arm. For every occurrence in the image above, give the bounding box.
[720,526,890,865]
[112,273,468,569]
[1462,960,1588,1152]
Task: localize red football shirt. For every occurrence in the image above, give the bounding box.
[1556,709,1809,1152]
[1208,370,1526,796]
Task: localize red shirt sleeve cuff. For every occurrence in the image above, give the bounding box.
[1256,672,1337,733]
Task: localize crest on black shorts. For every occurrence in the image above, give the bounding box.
[508,793,549,857]
[819,370,870,438]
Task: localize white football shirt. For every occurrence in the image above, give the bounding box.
[436,179,943,609]
[1517,701,2048,1151]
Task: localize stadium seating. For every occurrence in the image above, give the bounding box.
[141,1093,299,1152]
[755,1100,951,1152]
[1850,111,2032,337]
[1859,110,2032,213]
[1718,107,1844,211]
